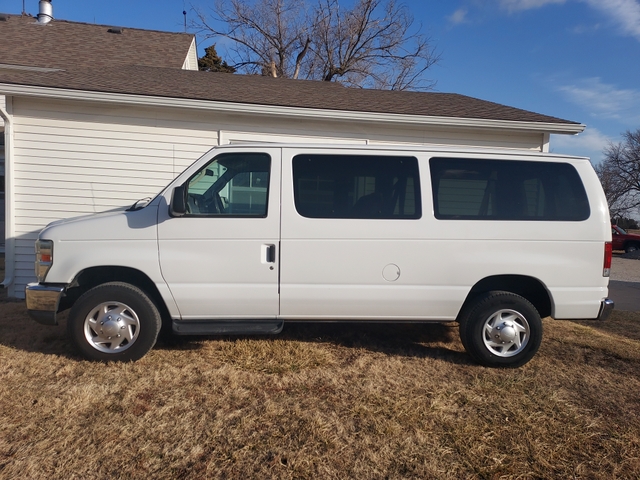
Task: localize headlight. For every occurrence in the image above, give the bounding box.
[35,239,53,282]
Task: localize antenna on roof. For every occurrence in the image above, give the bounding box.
[183,10,187,32]
[22,0,25,15]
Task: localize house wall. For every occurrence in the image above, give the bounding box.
[182,39,199,71]
[7,95,548,297]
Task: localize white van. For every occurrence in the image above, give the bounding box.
[25,144,614,367]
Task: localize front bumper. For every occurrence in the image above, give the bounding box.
[25,283,66,325]
[597,298,615,321]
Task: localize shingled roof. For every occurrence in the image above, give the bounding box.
[0,13,194,69]
[0,63,582,128]
[0,12,582,132]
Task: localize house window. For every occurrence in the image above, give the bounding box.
[293,155,421,219]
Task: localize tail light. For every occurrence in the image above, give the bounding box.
[603,242,612,277]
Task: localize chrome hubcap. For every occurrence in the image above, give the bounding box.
[83,301,140,353]
[482,309,530,357]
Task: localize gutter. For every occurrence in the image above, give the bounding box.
[0,99,14,289]
[0,83,586,135]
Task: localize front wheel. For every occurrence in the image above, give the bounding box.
[626,243,639,253]
[458,291,542,368]
[67,282,161,362]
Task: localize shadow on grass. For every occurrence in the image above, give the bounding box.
[0,301,79,359]
[571,310,640,341]
[0,299,469,363]
[157,321,470,364]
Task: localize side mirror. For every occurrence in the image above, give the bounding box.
[170,186,187,217]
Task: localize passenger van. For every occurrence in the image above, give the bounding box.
[26,144,614,367]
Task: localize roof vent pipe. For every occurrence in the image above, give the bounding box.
[37,0,53,24]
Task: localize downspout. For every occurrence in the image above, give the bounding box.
[0,98,14,290]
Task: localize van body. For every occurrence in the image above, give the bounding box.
[25,144,614,367]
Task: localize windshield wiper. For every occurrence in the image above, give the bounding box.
[127,197,152,211]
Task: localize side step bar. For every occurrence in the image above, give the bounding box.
[172,319,284,335]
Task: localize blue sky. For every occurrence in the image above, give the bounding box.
[1,0,638,162]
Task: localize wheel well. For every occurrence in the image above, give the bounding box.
[61,267,170,321]
[459,275,552,319]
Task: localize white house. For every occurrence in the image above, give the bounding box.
[0,5,585,298]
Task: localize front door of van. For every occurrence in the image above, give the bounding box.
[157,148,281,320]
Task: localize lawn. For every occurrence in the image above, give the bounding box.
[1,300,639,479]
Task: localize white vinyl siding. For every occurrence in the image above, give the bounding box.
[182,39,199,71]
[366,129,545,151]
[219,130,368,145]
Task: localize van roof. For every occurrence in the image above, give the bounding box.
[210,143,590,161]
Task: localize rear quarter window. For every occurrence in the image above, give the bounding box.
[429,158,590,221]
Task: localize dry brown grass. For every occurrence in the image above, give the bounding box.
[1,301,640,479]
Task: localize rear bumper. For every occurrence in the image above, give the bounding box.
[25,283,65,325]
[555,298,614,321]
[597,298,615,321]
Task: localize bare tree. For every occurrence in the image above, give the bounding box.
[308,0,438,90]
[195,0,311,78]
[193,0,438,90]
[595,129,640,219]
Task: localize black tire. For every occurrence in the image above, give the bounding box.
[67,282,161,362]
[626,243,639,253]
[458,291,542,368]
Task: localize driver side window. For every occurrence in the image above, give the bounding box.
[185,153,271,217]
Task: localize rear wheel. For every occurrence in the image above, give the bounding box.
[67,282,161,362]
[458,291,542,367]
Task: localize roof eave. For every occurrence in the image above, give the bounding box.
[0,83,586,135]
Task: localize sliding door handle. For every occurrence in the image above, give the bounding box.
[267,244,276,263]
[262,244,276,264]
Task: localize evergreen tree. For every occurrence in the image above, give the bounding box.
[198,44,236,73]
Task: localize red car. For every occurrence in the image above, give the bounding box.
[612,225,640,253]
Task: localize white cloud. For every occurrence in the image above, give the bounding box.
[584,0,640,40]
[556,77,640,124]
[448,8,469,25]
[570,23,602,34]
[499,0,640,40]
[499,0,567,12]
[551,127,613,161]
